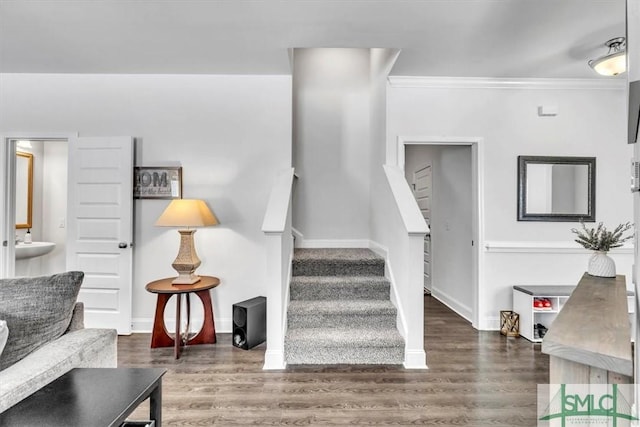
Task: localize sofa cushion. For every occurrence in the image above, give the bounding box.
[0,320,7,357]
[0,271,84,370]
[0,327,117,412]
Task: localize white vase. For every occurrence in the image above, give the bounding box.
[587,251,616,278]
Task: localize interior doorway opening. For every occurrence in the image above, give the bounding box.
[1,135,70,279]
[398,136,484,329]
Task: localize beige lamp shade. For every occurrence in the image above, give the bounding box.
[155,199,218,284]
[155,199,218,228]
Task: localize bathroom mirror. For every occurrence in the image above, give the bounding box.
[517,156,596,222]
[16,151,33,229]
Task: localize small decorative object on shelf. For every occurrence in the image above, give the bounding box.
[534,323,548,339]
[571,220,633,278]
[533,298,552,310]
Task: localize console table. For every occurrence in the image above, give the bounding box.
[146,275,220,359]
[513,284,634,342]
[541,273,632,384]
[0,368,166,427]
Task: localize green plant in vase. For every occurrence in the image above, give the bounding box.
[571,221,633,277]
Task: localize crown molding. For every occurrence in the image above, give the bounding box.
[388,76,626,91]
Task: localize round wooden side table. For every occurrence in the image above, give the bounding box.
[145,276,220,359]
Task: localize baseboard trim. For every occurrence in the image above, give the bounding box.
[479,315,501,331]
[292,227,303,247]
[263,350,287,370]
[403,350,428,369]
[296,239,371,248]
[431,288,473,323]
[132,317,232,334]
[368,240,388,258]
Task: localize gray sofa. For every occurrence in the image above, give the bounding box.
[0,272,117,412]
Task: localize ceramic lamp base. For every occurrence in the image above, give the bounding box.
[170,229,202,284]
[172,273,201,285]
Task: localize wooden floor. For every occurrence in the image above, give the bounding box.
[119,296,549,426]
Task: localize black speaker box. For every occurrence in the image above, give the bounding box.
[232,296,266,350]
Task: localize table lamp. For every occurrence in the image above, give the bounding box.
[155,199,218,284]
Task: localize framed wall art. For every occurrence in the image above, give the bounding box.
[134,166,182,199]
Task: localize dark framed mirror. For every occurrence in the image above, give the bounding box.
[517,156,596,222]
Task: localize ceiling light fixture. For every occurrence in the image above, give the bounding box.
[588,37,626,76]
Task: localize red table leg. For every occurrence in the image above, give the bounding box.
[188,289,217,345]
[150,294,174,348]
[150,290,216,355]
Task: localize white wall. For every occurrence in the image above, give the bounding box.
[388,78,633,329]
[0,73,292,332]
[293,48,372,241]
[404,145,473,320]
[14,141,44,276]
[42,140,68,275]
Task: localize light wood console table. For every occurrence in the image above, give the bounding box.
[541,273,632,384]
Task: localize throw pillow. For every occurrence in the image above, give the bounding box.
[0,271,84,370]
[0,320,7,357]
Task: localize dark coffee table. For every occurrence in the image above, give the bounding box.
[0,368,166,427]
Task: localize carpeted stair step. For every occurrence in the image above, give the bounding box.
[285,327,404,365]
[287,300,397,328]
[290,276,390,301]
[292,248,385,277]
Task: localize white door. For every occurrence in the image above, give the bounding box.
[67,136,133,334]
[413,163,432,294]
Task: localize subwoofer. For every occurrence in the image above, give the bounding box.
[232,296,266,350]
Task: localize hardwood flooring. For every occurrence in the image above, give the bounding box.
[119,296,549,426]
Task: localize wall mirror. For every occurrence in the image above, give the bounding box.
[517,156,596,222]
[16,151,33,229]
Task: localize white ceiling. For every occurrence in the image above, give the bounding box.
[0,0,626,78]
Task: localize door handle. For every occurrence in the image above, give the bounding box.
[118,242,128,249]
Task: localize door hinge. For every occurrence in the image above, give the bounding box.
[471,240,474,246]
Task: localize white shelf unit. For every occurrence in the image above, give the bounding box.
[513,285,635,343]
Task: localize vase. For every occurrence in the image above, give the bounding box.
[587,251,616,278]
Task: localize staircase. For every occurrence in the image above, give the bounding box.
[284,248,405,365]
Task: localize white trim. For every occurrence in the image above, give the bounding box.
[369,241,408,339]
[481,315,501,331]
[368,240,388,258]
[296,239,371,249]
[388,76,626,91]
[263,350,287,370]
[262,168,295,233]
[485,241,634,254]
[403,350,429,370]
[383,165,430,235]
[396,135,484,329]
[431,288,472,323]
[291,227,303,247]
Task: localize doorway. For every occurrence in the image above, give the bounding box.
[398,136,484,329]
[1,136,70,279]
